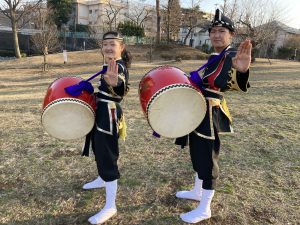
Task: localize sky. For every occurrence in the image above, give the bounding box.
[141,0,300,29]
[0,0,299,28]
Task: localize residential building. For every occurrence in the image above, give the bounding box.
[271,21,300,51]
[178,9,212,49]
[178,26,211,48]
[238,20,300,57]
[71,0,157,38]
[72,0,129,34]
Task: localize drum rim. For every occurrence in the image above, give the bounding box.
[41,97,95,120]
[138,65,188,90]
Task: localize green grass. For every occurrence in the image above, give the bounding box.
[0,55,299,225]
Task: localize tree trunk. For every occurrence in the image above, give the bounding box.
[11,14,21,58]
[43,53,47,71]
[156,0,161,44]
[148,37,153,62]
[43,46,48,72]
[183,27,193,45]
[167,4,170,43]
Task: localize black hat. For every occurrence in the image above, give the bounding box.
[208,9,235,32]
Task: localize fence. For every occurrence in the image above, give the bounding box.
[59,32,157,44]
[0,30,99,55]
[0,28,175,57]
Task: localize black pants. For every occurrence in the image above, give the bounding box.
[189,127,220,190]
[91,123,120,182]
[91,100,122,182]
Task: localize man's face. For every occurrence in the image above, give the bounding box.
[209,27,234,51]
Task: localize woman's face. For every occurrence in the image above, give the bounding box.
[101,39,124,60]
[209,27,234,52]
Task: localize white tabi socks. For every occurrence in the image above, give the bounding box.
[180,189,215,223]
[176,174,202,201]
[88,180,118,224]
[83,176,106,190]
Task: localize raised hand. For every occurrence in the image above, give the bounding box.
[104,59,118,87]
[232,39,252,73]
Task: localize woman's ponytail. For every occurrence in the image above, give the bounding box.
[121,49,132,68]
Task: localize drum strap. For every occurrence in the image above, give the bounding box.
[190,46,230,91]
[65,67,108,97]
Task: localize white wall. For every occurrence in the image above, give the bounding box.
[78,4,89,25]
[178,27,211,48]
[76,0,128,27]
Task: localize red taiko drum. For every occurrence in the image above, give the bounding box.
[41,77,96,140]
[139,66,207,138]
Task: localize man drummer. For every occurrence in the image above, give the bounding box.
[175,9,252,223]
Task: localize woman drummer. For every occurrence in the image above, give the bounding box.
[81,31,131,224]
[175,9,252,223]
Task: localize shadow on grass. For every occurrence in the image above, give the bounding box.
[0,84,50,94]
[0,98,42,105]
[1,212,91,225]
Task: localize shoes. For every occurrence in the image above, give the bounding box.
[176,174,202,201]
[88,207,117,224]
[179,189,215,224]
[83,176,105,190]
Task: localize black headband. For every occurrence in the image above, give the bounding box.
[103,34,123,41]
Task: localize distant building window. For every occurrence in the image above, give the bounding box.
[199,40,202,45]
[95,9,98,14]
[89,10,92,14]
[182,27,188,33]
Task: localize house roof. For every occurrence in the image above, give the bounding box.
[267,20,300,34]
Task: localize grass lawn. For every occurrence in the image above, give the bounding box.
[0,50,299,225]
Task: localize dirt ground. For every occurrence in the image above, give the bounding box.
[0,51,299,225]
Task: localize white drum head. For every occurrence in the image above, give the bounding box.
[42,99,95,140]
[147,85,206,138]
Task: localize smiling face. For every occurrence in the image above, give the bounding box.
[209,26,234,53]
[101,39,124,61]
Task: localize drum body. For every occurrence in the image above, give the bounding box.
[42,77,96,140]
[139,66,207,138]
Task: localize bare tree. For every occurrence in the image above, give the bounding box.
[0,0,43,58]
[222,0,228,15]
[102,1,125,31]
[125,2,153,27]
[31,8,60,71]
[226,0,239,20]
[85,25,104,64]
[181,2,207,45]
[283,35,300,60]
[284,36,300,50]
[162,0,181,42]
[224,0,285,58]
